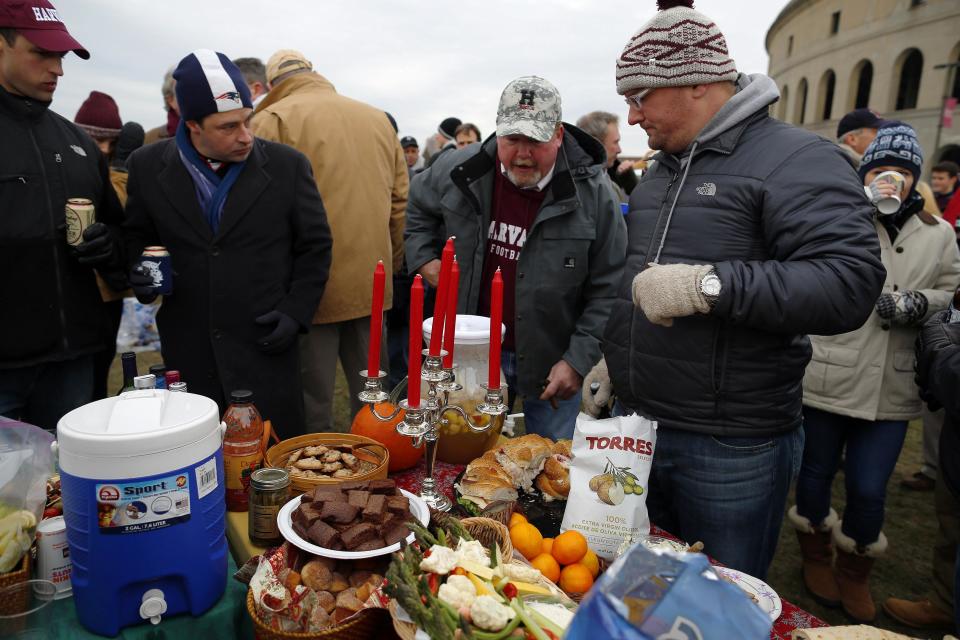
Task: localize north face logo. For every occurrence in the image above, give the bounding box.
[696,182,717,196]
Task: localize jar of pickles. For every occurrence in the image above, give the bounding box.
[248,467,290,546]
[422,315,507,464]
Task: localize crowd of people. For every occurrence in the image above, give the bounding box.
[2,0,960,634]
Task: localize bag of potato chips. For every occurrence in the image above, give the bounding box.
[560,412,656,560]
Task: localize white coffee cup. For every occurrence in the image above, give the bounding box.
[872,171,905,215]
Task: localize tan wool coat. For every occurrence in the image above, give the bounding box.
[252,72,408,324]
[803,212,960,421]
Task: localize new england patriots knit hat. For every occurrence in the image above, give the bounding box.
[859,122,924,184]
[616,0,738,95]
[173,49,252,123]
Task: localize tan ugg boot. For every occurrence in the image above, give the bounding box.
[788,506,841,606]
[833,522,887,623]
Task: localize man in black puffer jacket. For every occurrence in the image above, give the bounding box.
[583,1,885,579]
[0,2,125,431]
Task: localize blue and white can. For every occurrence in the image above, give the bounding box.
[141,246,173,295]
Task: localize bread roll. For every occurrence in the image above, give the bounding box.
[300,560,333,591]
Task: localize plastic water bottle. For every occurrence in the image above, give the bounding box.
[950,289,960,324]
[222,390,264,512]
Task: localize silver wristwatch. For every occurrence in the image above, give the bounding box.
[700,270,722,308]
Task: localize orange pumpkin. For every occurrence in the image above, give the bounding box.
[350,403,423,472]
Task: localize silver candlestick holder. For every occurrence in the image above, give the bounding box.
[358,349,507,512]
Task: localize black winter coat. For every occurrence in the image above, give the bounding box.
[603,110,886,437]
[123,138,332,438]
[0,87,124,368]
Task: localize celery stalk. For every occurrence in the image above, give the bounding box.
[510,599,550,640]
[527,607,566,638]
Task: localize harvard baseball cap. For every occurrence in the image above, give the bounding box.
[0,0,88,59]
[496,76,561,143]
[837,108,887,139]
[265,49,312,86]
[400,135,418,149]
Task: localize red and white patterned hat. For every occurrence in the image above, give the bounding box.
[616,0,738,95]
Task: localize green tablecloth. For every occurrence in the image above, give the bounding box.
[15,560,253,640]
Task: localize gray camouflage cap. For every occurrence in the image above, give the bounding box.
[496,76,562,143]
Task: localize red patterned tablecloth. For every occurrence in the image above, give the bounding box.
[391,460,828,639]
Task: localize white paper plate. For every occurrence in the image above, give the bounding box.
[715,567,782,622]
[277,488,429,560]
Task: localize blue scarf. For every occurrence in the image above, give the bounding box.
[175,121,246,235]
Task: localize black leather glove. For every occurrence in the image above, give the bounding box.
[129,264,158,305]
[876,290,928,326]
[74,223,119,267]
[255,310,300,354]
[915,310,960,410]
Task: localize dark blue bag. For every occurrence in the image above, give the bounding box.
[566,544,772,640]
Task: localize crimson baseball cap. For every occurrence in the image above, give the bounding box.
[0,0,89,59]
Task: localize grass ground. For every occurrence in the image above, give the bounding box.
[109,353,948,636]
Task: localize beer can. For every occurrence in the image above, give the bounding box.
[64,198,95,246]
[140,246,173,295]
[36,516,72,599]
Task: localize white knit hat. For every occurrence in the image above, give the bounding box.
[616,0,738,95]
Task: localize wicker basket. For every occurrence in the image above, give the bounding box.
[246,589,387,640]
[264,433,389,495]
[459,517,513,559]
[0,553,31,616]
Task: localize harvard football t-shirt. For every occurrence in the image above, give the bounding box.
[477,168,549,351]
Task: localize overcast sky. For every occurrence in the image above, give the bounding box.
[52,0,790,156]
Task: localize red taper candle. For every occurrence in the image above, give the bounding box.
[408,275,424,408]
[428,237,455,355]
[488,269,503,389]
[442,258,460,368]
[366,260,386,376]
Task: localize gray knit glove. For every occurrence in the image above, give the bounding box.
[581,358,612,418]
[632,263,713,327]
[875,291,928,327]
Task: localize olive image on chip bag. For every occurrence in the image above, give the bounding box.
[561,413,657,560]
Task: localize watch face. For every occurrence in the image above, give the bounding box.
[702,275,721,297]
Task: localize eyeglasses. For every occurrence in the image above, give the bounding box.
[624,88,654,109]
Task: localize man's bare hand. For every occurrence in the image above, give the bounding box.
[418,259,442,288]
[616,159,634,175]
[539,360,583,402]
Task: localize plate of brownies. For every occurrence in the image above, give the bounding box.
[277,478,429,559]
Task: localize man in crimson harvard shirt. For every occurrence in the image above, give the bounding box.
[405,76,626,439]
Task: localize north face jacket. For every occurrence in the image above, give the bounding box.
[603,74,886,437]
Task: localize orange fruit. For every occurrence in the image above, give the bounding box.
[508,512,528,529]
[350,403,422,472]
[541,537,554,555]
[530,553,561,584]
[552,530,588,566]
[509,522,544,560]
[581,549,600,578]
[559,563,595,595]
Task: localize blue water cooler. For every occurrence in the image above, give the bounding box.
[56,389,227,636]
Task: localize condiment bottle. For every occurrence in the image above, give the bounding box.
[248,468,290,546]
[222,390,264,512]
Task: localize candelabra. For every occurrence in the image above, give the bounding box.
[358,350,507,512]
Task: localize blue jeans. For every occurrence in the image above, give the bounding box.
[645,425,804,580]
[795,406,908,546]
[501,349,580,441]
[0,355,95,431]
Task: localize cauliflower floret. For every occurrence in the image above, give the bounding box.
[455,539,489,566]
[470,595,515,631]
[503,563,542,583]
[419,545,459,575]
[438,575,477,609]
